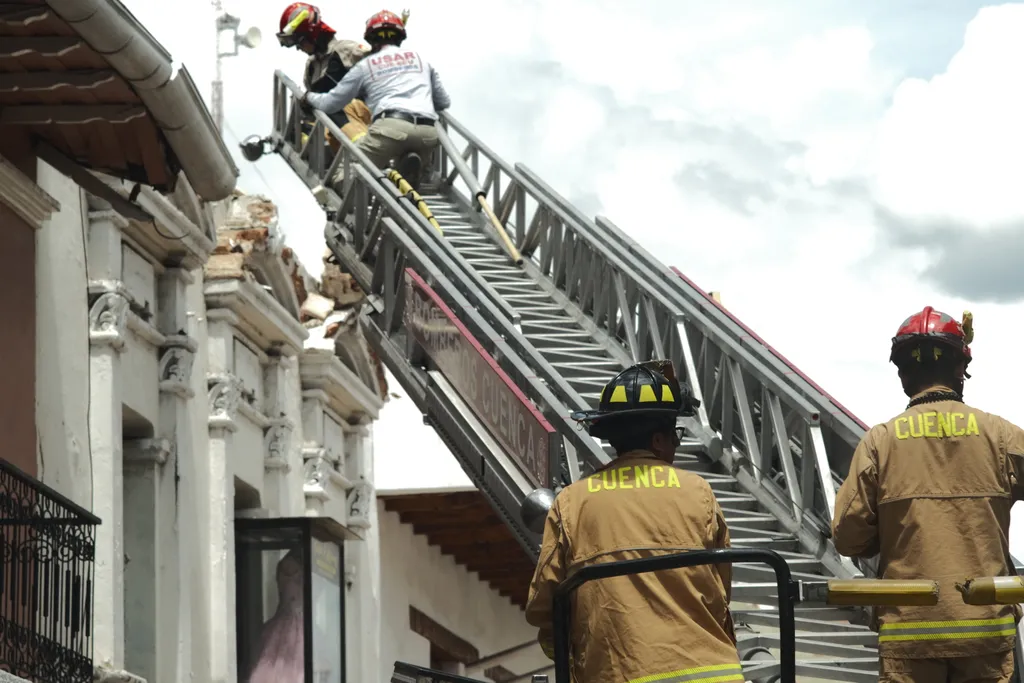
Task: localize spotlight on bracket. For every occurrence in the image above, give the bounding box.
[521,487,555,535]
[240,135,269,162]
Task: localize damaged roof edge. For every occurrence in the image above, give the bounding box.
[44,0,239,202]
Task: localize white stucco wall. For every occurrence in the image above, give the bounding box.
[34,160,92,509]
[345,433,382,683]
[374,370,473,493]
[378,504,545,681]
[185,267,214,682]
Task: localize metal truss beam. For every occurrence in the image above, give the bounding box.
[264,70,889,681]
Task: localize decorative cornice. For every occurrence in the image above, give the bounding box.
[204,278,308,357]
[238,401,271,429]
[89,291,130,351]
[94,173,215,269]
[207,373,242,432]
[264,417,294,472]
[123,438,174,468]
[299,348,383,421]
[347,479,374,530]
[0,154,60,229]
[158,335,198,398]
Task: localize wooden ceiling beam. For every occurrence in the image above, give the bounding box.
[463,557,535,573]
[406,515,506,534]
[401,509,503,524]
[381,491,485,512]
[453,565,533,583]
[427,526,516,547]
[442,538,523,555]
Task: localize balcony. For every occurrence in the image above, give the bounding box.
[0,460,101,683]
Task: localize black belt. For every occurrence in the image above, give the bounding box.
[373,110,435,126]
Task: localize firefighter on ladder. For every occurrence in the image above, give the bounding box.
[276,2,380,144]
[524,362,744,683]
[299,9,451,191]
[833,306,1024,683]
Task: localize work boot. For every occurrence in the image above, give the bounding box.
[396,152,423,190]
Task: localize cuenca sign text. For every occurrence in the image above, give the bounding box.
[403,269,554,487]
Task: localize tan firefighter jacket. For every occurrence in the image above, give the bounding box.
[524,451,742,683]
[302,38,372,144]
[833,385,1024,659]
[303,38,370,92]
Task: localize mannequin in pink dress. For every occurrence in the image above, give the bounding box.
[245,550,306,683]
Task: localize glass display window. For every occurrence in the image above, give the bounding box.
[235,518,352,683]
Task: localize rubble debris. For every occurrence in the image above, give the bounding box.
[301,292,336,322]
[281,246,309,305]
[320,248,364,306]
[368,345,390,399]
[206,190,388,400]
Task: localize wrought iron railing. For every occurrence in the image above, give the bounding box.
[0,459,100,683]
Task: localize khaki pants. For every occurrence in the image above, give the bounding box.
[880,651,1015,682]
[300,99,372,150]
[331,116,438,191]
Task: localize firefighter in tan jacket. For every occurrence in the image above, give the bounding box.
[525,362,743,683]
[276,2,374,143]
[833,306,1024,683]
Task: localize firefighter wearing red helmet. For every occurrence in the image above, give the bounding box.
[277,3,372,142]
[525,361,743,683]
[833,306,1024,682]
[277,3,370,92]
[300,8,451,190]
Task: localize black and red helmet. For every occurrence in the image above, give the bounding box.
[364,9,406,44]
[890,306,974,374]
[277,3,334,48]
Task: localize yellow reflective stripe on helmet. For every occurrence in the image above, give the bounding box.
[628,663,744,683]
[638,384,657,402]
[609,385,627,403]
[661,385,674,402]
[283,8,310,35]
[878,615,1016,642]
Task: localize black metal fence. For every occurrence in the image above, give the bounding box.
[552,548,799,683]
[0,459,100,683]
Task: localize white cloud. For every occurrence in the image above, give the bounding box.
[873,3,1024,230]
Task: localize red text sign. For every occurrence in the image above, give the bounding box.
[403,269,555,487]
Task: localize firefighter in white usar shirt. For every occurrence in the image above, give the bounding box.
[300,9,451,190]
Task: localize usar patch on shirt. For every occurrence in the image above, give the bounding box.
[368,51,424,79]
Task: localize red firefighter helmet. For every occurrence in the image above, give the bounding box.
[277,3,335,48]
[364,9,406,44]
[890,306,974,372]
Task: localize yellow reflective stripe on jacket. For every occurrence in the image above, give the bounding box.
[628,663,744,683]
[878,615,1016,642]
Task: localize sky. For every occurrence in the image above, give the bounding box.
[122,1,1024,528]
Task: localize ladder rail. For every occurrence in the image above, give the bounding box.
[269,71,522,330]
[268,72,621,487]
[323,161,613,482]
[440,108,866,470]
[261,78,893,680]
[437,114,842,535]
[267,71,849,564]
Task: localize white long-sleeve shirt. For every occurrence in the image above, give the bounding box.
[304,44,451,120]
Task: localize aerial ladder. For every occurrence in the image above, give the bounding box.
[244,72,1024,683]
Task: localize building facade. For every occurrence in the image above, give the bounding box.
[0,3,549,683]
